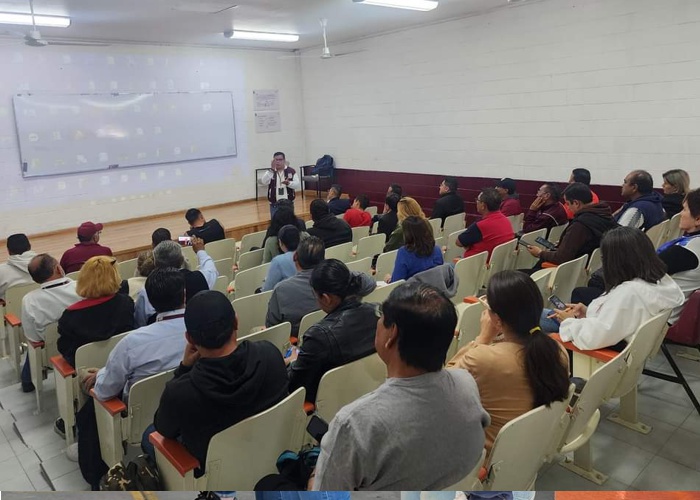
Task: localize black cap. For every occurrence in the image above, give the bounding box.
[185,290,235,338]
[495,178,516,194]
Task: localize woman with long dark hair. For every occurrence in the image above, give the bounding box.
[389,216,443,282]
[447,270,570,453]
[262,203,306,263]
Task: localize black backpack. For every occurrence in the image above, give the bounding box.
[99,454,162,491]
[313,155,335,177]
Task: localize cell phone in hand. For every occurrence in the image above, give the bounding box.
[178,236,192,246]
[548,294,567,310]
[306,414,329,442]
[517,239,532,248]
[535,236,557,250]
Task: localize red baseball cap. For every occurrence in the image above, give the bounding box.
[77,221,103,239]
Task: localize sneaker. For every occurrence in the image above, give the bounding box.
[65,442,79,462]
[21,381,35,393]
[54,418,66,439]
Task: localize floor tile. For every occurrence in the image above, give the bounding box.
[20,423,64,450]
[0,455,28,484]
[657,427,700,472]
[534,460,630,491]
[633,390,693,427]
[632,455,700,490]
[40,451,79,480]
[595,411,676,454]
[34,438,71,462]
[0,470,35,491]
[49,468,90,491]
[0,439,19,463]
[582,431,656,485]
[639,373,700,410]
[681,410,700,435]
[15,448,40,471]
[26,465,53,491]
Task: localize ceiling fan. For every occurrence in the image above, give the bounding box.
[279,18,364,60]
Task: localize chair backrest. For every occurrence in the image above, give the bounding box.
[75,331,131,373]
[362,280,405,304]
[456,301,486,351]
[445,448,486,490]
[443,212,466,237]
[127,369,175,443]
[485,239,517,286]
[366,206,378,217]
[206,238,236,262]
[666,290,700,345]
[429,217,443,238]
[485,389,572,490]
[305,219,314,230]
[547,254,587,303]
[117,258,138,280]
[355,234,386,261]
[666,212,682,242]
[587,247,602,275]
[351,226,370,247]
[445,230,465,264]
[530,269,553,301]
[325,242,353,263]
[231,290,274,336]
[44,323,60,360]
[345,257,372,275]
[213,276,229,294]
[315,353,387,422]
[610,311,672,400]
[5,282,40,317]
[507,213,523,233]
[298,309,327,341]
[374,250,398,283]
[181,246,197,268]
[452,252,488,304]
[65,271,80,281]
[513,228,547,269]
[548,222,568,244]
[232,263,270,300]
[214,258,234,283]
[203,388,307,490]
[238,322,292,354]
[238,248,264,271]
[240,230,267,255]
[645,219,670,249]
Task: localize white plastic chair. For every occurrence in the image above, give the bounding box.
[355,234,386,261]
[27,322,59,413]
[443,212,466,238]
[231,263,270,300]
[325,242,353,263]
[151,388,308,491]
[231,290,273,337]
[374,250,398,283]
[237,248,264,272]
[548,222,568,244]
[206,238,236,262]
[444,230,465,264]
[444,448,487,490]
[447,300,485,362]
[213,276,229,294]
[645,219,669,249]
[117,258,138,279]
[351,226,370,247]
[452,252,488,304]
[429,217,443,238]
[4,281,40,380]
[239,322,292,354]
[665,212,682,242]
[484,239,517,287]
[545,254,587,303]
[345,257,372,275]
[305,219,314,230]
[65,271,80,281]
[298,310,327,342]
[513,228,546,270]
[362,280,405,304]
[181,246,197,268]
[214,258,233,283]
[366,206,378,217]
[507,213,523,233]
[239,230,266,255]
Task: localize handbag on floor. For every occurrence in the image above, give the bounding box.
[99,454,162,491]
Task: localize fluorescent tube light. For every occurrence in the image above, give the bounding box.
[0,12,70,28]
[224,30,298,42]
[353,0,438,11]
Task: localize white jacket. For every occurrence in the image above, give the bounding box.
[559,274,685,350]
[0,251,37,300]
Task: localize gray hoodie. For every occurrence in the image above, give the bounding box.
[0,251,37,299]
[407,264,459,298]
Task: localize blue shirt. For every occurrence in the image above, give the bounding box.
[262,251,297,292]
[94,309,187,401]
[391,245,444,282]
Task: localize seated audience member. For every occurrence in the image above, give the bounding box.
[287,259,379,403]
[563,168,600,220]
[390,217,443,282]
[373,184,403,222]
[151,290,288,472]
[447,270,570,453]
[126,251,155,300]
[614,170,665,231]
[57,256,134,367]
[343,194,372,228]
[457,188,513,260]
[20,254,80,392]
[185,208,226,244]
[262,225,301,292]
[0,233,36,301]
[327,184,352,215]
[526,183,617,267]
[374,193,400,239]
[134,237,217,327]
[151,228,172,249]
[384,197,427,252]
[77,268,189,488]
[661,169,690,219]
[266,237,375,338]
[262,203,307,263]
[431,177,465,226]
[313,283,489,490]
[495,178,523,217]
[547,227,684,350]
[60,222,113,274]
[522,183,568,235]
[307,199,352,248]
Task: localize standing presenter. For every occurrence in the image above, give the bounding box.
[259,151,301,218]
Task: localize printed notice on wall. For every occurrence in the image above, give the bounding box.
[253,89,279,111]
[255,111,281,133]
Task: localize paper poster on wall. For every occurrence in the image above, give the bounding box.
[253,89,279,111]
[255,111,281,133]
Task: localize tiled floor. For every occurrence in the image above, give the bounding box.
[0,346,698,491]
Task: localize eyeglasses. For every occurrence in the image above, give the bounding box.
[477,295,490,310]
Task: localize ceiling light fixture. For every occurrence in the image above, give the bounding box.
[0,12,70,28]
[352,0,438,12]
[223,30,298,42]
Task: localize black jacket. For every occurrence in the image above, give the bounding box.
[187,219,226,244]
[154,340,288,472]
[308,215,352,248]
[662,193,684,219]
[57,294,134,367]
[431,192,465,225]
[376,211,398,240]
[289,299,378,403]
[328,197,352,215]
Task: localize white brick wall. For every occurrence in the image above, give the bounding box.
[300,0,700,186]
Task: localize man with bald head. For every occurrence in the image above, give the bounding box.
[20,254,80,391]
[615,170,665,231]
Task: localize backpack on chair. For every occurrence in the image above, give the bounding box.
[313,155,335,177]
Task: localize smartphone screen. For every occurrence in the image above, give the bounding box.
[306,415,329,442]
[549,294,567,310]
[517,239,531,248]
[535,236,557,250]
[178,236,192,246]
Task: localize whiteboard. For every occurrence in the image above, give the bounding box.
[13,92,237,178]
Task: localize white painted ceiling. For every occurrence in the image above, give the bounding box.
[0,0,511,51]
